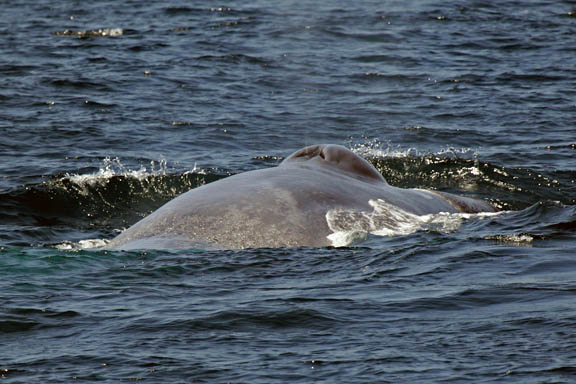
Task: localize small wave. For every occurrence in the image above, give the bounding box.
[127,307,338,332]
[0,157,215,247]
[350,140,487,186]
[0,319,38,333]
[348,139,574,210]
[484,234,534,246]
[48,158,211,226]
[326,199,499,247]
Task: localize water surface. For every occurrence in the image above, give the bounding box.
[2,0,576,382]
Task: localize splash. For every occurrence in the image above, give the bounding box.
[63,158,159,186]
[326,199,499,247]
[349,139,419,159]
[55,239,110,250]
[349,138,478,161]
[55,157,208,206]
[59,157,198,187]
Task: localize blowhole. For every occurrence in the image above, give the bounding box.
[282,144,387,184]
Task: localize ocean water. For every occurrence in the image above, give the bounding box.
[2,0,576,382]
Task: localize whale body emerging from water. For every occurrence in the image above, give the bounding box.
[107,144,496,250]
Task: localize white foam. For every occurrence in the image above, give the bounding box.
[484,234,534,246]
[100,28,123,37]
[326,199,501,247]
[55,28,124,38]
[55,239,110,250]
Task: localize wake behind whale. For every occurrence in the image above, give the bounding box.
[107,144,496,250]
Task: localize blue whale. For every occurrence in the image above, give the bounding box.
[107,144,495,250]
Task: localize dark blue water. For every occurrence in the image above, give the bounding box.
[2,0,576,382]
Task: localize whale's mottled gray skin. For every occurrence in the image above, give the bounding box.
[108,144,496,250]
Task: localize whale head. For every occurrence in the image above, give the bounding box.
[281,144,387,184]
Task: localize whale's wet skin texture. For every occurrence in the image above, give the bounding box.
[4,0,576,382]
[108,144,495,250]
